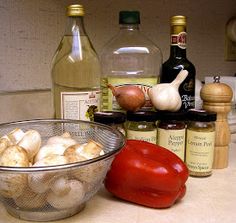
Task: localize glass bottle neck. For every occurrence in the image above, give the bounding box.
[169,25,187,59]
[119,24,140,31]
[65,16,87,36]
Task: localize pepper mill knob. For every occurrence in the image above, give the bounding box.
[200,76,233,169]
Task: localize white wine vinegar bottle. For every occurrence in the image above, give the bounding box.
[51,4,100,121]
[100,11,162,112]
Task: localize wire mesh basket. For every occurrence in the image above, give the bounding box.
[0,119,125,221]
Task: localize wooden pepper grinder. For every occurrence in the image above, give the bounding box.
[200,76,233,169]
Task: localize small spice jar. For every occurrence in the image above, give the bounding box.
[126,111,158,144]
[157,111,186,161]
[94,111,126,135]
[185,109,217,177]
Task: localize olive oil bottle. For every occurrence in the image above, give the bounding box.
[51,4,100,120]
[100,11,162,112]
[160,15,196,111]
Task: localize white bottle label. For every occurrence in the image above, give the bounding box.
[186,129,215,173]
[61,91,100,121]
[127,129,157,144]
[157,128,185,161]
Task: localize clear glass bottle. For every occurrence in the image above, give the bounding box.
[126,111,158,144]
[157,111,186,161]
[186,109,217,177]
[51,4,101,121]
[160,15,196,111]
[100,11,162,112]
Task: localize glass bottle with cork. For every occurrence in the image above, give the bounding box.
[185,109,217,177]
[100,11,162,112]
[160,15,196,111]
[51,4,101,121]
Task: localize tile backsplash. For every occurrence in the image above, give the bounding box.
[0,0,235,123]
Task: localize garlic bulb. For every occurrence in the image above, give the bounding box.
[148,70,188,111]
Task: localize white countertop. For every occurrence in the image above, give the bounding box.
[0,145,236,223]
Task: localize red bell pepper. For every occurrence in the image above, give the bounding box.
[104,139,189,208]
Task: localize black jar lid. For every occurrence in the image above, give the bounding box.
[187,109,217,122]
[119,11,140,24]
[126,111,158,122]
[94,111,126,124]
[158,111,187,121]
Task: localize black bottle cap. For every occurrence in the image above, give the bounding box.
[94,111,126,124]
[126,111,158,122]
[187,109,217,122]
[119,11,140,24]
[158,111,187,121]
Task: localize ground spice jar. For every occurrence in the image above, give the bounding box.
[157,111,186,161]
[94,111,126,135]
[126,111,158,144]
[185,109,217,177]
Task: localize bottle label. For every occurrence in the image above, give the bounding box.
[171,32,187,49]
[61,91,100,121]
[157,128,185,161]
[101,77,158,111]
[127,129,157,144]
[186,129,215,173]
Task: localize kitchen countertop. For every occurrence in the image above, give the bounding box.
[0,145,235,223]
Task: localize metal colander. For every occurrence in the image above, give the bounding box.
[0,119,125,221]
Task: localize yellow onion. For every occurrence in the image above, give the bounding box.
[108,84,145,112]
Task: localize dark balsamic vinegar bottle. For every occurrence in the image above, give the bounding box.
[160,15,196,111]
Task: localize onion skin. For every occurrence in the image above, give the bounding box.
[107,84,145,112]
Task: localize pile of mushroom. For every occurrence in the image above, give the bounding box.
[0,128,105,210]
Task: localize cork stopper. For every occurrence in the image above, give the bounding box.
[200,76,233,103]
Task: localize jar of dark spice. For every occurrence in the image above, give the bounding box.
[126,111,158,144]
[185,109,217,177]
[94,111,126,135]
[157,111,186,161]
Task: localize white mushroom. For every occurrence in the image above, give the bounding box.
[46,134,77,148]
[18,130,41,162]
[0,145,29,198]
[0,138,10,155]
[14,185,47,209]
[47,179,85,210]
[34,144,67,163]
[28,155,68,194]
[49,176,71,196]
[7,128,25,144]
[63,144,87,163]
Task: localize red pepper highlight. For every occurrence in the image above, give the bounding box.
[104,140,189,208]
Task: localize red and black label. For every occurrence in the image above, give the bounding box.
[171,32,187,49]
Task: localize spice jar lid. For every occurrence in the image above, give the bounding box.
[126,111,158,122]
[158,111,187,121]
[94,111,126,124]
[187,109,217,122]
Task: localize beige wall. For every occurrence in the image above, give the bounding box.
[0,0,236,123]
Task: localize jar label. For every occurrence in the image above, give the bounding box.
[186,130,215,173]
[127,129,157,144]
[61,91,100,121]
[101,76,158,111]
[171,32,187,49]
[157,128,185,161]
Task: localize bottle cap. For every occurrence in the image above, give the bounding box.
[94,111,126,124]
[67,4,84,17]
[119,11,140,24]
[171,15,186,26]
[158,111,187,121]
[126,111,158,122]
[187,109,217,122]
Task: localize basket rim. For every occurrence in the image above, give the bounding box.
[0,118,126,173]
